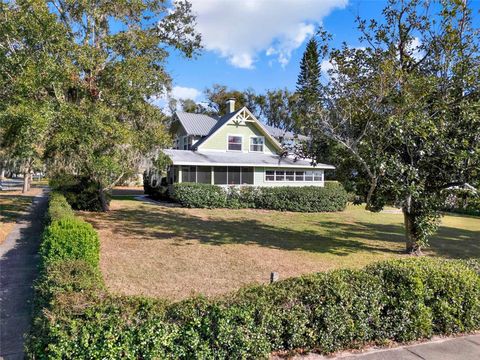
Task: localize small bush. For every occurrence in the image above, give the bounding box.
[143,170,169,200]
[47,192,75,222]
[172,183,228,208]
[39,217,100,269]
[50,174,109,211]
[172,182,348,212]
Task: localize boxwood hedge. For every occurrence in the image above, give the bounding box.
[172,182,348,212]
[26,193,480,358]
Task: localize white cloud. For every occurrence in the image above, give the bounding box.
[170,85,201,100]
[150,85,202,114]
[408,37,422,60]
[189,0,348,69]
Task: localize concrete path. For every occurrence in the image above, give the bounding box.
[291,334,480,360]
[0,190,48,360]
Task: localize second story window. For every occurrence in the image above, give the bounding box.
[228,135,242,151]
[250,136,264,152]
[183,136,193,150]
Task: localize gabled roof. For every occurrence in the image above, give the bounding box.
[173,110,308,143]
[194,107,284,152]
[190,109,243,149]
[174,112,219,136]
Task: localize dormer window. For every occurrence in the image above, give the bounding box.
[250,136,264,152]
[228,135,242,151]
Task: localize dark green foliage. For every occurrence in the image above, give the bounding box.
[39,218,100,269]
[367,259,480,337]
[27,257,480,358]
[172,182,348,212]
[296,37,321,109]
[143,170,169,200]
[27,193,480,358]
[172,183,229,208]
[50,174,110,211]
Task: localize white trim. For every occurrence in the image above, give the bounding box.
[227,134,243,152]
[264,169,325,182]
[170,161,334,169]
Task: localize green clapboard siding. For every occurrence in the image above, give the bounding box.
[199,122,278,154]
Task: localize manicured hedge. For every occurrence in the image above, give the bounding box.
[172,182,348,212]
[27,257,480,358]
[46,192,75,222]
[39,217,100,269]
[27,193,480,358]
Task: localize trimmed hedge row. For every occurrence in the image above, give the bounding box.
[172,182,348,212]
[27,193,480,358]
[39,192,100,269]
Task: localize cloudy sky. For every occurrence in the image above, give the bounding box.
[165,0,479,105]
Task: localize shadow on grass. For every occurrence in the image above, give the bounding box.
[83,203,479,260]
[0,194,35,222]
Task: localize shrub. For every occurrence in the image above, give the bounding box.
[47,192,75,222]
[27,257,480,359]
[143,170,169,200]
[172,183,228,208]
[171,182,348,212]
[27,195,479,358]
[50,174,109,211]
[39,217,100,269]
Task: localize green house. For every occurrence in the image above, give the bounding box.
[164,99,334,187]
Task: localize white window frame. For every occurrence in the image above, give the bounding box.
[249,136,264,152]
[264,169,324,182]
[227,134,243,151]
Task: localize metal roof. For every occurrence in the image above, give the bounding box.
[163,149,335,169]
[174,111,308,141]
[262,124,309,141]
[174,112,220,136]
[191,109,244,149]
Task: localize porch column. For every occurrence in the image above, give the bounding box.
[178,166,182,183]
[211,166,214,185]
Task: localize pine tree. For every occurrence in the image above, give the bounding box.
[296,38,321,110]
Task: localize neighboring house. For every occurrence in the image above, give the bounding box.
[163,99,334,187]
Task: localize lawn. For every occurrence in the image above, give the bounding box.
[80,198,480,301]
[0,187,42,244]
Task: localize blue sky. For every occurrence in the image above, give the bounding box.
[163,0,480,105]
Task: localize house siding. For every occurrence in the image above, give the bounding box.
[200,122,278,154]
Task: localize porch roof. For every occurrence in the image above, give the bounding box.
[163,149,335,169]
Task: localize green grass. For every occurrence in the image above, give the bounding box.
[81,200,480,300]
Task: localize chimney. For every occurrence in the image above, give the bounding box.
[226,98,236,113]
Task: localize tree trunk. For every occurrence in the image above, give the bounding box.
[99,188,110,212]
[0,168,5,180]
[403,208,422,255]
[22,172,29,193]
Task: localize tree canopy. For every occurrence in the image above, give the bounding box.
[303,0,480,253]
[0,0,201,206]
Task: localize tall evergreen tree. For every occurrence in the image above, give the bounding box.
[296,37,321,112]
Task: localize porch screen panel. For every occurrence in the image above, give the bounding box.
[181,166,196,183]
[241,167,254,184]
[197,166,212,184]
[228,167,241,185]
[214,166,227,184]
